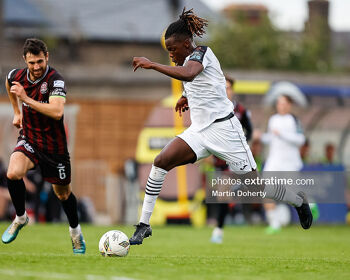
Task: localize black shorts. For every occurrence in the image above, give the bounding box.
[14,137,71,185]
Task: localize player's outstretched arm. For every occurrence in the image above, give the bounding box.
[277,131,305,147]
[5,79,22,128]
[10,81,65,120]
[133,57,203,82]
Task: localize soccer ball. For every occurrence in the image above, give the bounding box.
[99,230,130,257]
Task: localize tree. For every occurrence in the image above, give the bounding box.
[208,16,332,72]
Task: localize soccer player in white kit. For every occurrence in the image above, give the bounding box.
[263,95,305,171]
[129,8,312,245]
[262,95,306,233]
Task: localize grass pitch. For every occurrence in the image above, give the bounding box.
[0,223,349,280]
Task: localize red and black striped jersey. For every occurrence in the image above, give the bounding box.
[7,66,68,155]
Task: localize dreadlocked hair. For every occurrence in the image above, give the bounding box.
[165,8,208,40]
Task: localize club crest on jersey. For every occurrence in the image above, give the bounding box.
[40,82,48,94]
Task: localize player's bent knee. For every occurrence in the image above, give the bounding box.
[52,184,72,201]
[55,191,71,201]
[153,154,169,171]
[53,187,72,201]
[6,170,25,181]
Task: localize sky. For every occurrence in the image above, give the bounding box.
[201,0,350,31]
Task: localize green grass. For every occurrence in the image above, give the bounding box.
[0,223,349,280]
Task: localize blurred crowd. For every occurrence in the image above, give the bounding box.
[0,158,94,223]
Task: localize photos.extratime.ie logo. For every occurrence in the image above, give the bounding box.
[211,176,315,188]
[211,177,267,199]
[207,171,346,204]
[209,175,315,201]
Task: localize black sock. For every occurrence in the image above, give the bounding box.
[61,193,79,228]
[7,178,26,216]
[218,203,229,229]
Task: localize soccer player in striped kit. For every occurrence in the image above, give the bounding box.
[2,38,86,254]
[130,8,312,245]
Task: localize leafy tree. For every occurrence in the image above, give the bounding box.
[208,16,332,72]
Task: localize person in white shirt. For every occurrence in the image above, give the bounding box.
[262,95,305,234]
[129,8,312,245]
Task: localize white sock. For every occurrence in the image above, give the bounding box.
[264,184,302,207]
[139,165,167,225]
[212,227,223,237]
[69,224,81,236]
[266,209,281,229]
[15,211,27,224]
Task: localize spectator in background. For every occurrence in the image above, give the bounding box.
[251,137,263,172]
[262,95,305,234]
[0,158,48,222]
[211,75,254,243]
[24,167,46,223]
[245,137,265,224]
[299,139,320,221]
[225,76,253,141]
[323,142,337,164]
[0,159,11,220]
[300,138,311,164]
[320,142,347,224]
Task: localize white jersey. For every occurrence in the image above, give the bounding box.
[182,46,233,132]
[262,114,305,171]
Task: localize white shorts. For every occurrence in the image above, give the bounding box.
[177,115,257,173]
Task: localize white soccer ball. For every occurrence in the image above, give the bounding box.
[99,230,130,257]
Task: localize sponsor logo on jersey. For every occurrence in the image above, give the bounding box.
[17,140,35,153]
[53,80,65,88]
[40,82,48,94]
[24,143,35,153]
[230,159,248,168]
[190,51,202,61]
[51,88,66,97]
[16,140,26,148]
[189,46,207,63]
